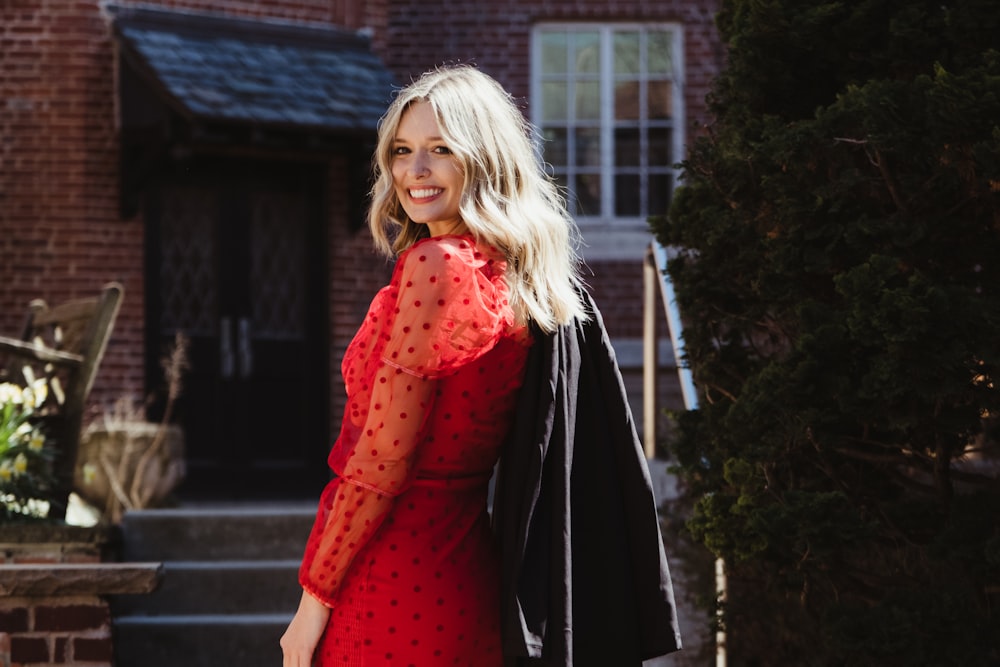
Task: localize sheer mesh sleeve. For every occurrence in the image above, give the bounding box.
[299,362,434,606]
[382,237,511,379]
[299,236,511,606]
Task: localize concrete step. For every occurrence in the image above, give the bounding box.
[112,503,316,667]
[113,614,291,667]
[111,559,302,616]
[118,503,315,561]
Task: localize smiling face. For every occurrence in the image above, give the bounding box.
[390,101,467,237]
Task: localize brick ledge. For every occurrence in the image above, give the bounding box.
[0,562,162,597]
[0,523,110,545]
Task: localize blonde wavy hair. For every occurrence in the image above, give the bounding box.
[368,65,587,333]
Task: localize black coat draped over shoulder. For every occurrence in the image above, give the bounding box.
[492,289,682,667]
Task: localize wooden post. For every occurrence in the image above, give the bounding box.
[649,242,727,667]
[642,246,659,459]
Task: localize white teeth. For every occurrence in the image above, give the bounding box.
[410,188,442,199]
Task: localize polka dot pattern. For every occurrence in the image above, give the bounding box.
[299,235,531,666]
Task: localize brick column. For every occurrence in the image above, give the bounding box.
[0,525,161,667]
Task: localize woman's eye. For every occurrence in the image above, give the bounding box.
[433,146,452,155]
[392,146,410,156]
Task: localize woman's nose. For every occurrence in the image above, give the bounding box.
[411,152,430,177]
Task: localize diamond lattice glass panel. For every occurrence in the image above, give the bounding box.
[250,192,306,340]
[541,31,568,74]
[160,186,217,336]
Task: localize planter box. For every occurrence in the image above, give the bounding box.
[74,423,185,522]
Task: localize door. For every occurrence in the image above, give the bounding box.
[145,159,329,499]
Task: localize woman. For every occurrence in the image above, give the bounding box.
[281,65,587,667]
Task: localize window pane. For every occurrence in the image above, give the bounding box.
[614,80,640,121]
[552,171,569,202]
[533,26,680,224]
[572,31,600,73]
[648,172,673,216]
[614,127,641,168]
[648,31,673,74]
[648,127,672,167]
[615,173,640,216]
[575,172,601,216]
[542,127,568,168]
[614,32,640,75]
[541,31,568,74]
[648,81,672,120]
[575,81,600,120]
[574,127,601,168]
[541,81,568,122]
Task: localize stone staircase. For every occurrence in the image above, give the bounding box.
[110,503,315,667]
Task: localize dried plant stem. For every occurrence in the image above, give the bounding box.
[98,450,134,516]
[128,332,189,506]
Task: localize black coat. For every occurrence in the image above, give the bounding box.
[492,290,682,667]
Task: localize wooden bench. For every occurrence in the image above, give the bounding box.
[0,283,124,520]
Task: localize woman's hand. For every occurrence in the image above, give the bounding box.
[280,590,330,667]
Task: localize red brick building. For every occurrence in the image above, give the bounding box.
[0,0,723,502]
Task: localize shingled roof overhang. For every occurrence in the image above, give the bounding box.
[108,6,396,216]
[110,5,396,137]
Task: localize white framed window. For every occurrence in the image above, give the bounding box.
[531,24,684,239]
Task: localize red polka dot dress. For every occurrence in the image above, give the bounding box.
[299,234,532,666]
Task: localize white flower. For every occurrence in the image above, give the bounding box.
[0,383,23,405]
[28,379,47,407]
[28,433,45,451]
[82,463,98,485]
[0,461,12,481]
[16,380,47,411]
[13,453,28,475]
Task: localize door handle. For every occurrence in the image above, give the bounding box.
[220,316,234,379]
[237,317,253,379]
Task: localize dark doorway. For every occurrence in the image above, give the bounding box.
[145,158,329,500]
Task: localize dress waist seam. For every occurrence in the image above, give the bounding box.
[409,474,491,490]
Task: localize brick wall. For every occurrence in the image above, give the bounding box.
[382,0,723,116]
[586,260,647,340]
[103,0,389,40]
[1,0,722,472]
[0,600,112,667]
[101,0,344,24]
[0,0,387,437]
[0,0,140,414]
[0,558,161,667]
[325,156,394,429]
[0,527,111,667]
[377,0,725,345]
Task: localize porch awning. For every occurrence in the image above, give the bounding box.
[109,5,396,134]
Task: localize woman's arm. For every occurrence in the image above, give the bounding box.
[280,590,331,667]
